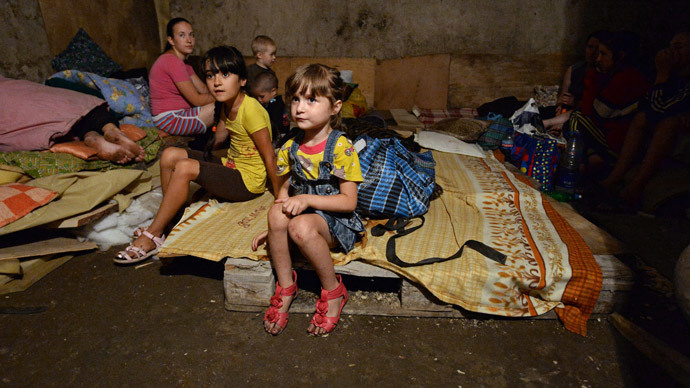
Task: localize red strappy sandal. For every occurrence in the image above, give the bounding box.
[310,274,348,336]
[263,270,298,335]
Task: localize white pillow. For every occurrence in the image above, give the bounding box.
[415,131,485,158]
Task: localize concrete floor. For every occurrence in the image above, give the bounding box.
[1,212,689,387]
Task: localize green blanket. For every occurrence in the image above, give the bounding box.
[0,127,162,179]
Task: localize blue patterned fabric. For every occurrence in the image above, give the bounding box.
[477,113,514,150]
[510,133,559,191]
[355,136,436,218]
[51,28,122,77]
[50,70,153,128]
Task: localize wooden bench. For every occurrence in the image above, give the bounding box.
[223,254,633,318]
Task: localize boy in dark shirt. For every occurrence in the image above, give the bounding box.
[250,71,289,145]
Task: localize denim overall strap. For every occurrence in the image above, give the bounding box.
[288,130,344,195]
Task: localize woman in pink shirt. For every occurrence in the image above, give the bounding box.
[149,18,215,137]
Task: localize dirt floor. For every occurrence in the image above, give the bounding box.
[2,210,690,387]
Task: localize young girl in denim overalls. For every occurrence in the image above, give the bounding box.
[252,64,364,336]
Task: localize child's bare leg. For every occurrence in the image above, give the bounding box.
[287,214,341,336]
[264,204,295,335]
[102,123,146,162]
[160,147,189,195]
[130,158,200,252]
[83,131,130,164]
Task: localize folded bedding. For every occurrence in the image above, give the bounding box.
[0,168,153,236]
[0,76,104,152]
[159,150,601,336]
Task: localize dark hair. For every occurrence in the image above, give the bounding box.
[586,30,608,44]
[598,31,640,65]
[202,46,249,125]
[285,64,345,130]
[201,46,248,81]
[164,17,191,52]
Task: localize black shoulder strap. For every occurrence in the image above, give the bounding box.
[372,217,507,267]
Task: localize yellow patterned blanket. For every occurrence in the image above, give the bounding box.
[160,151,601,335]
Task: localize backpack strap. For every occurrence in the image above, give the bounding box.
[374,216,507,267]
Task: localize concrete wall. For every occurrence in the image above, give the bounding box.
[168,0,689,107]
[170,0,688,60]
[0,0,53,82]
[1,0,688,105]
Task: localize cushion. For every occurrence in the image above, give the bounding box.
[49,141,99,160]
[0,184,58,228]
[119,124,147,142]
[415,131,485,158]
[428,117,489,142]
[48,125,147,160]
[51,28,122,77]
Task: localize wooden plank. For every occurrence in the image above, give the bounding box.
[0,237,97,260]
[223,254,633,318]
[596,255,634,291]
[46,202,118,229]
[224,258,275,309]
[447,53,571,109]
[294,259,398,279]
[0,258,21,276]
[0,255,73,295]
[375,54,450,110]
[546,198,624,255]
[260,57,377,108]
[609,313,690,386]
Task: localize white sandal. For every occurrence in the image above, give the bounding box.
[114,229,165,265]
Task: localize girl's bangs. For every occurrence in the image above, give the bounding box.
[290,70,331,99]
[206,56,234,75]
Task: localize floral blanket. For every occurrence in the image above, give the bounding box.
[50,70,153,128]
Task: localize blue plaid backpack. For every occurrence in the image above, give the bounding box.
[355,135,507,268]
[355,135,436,219]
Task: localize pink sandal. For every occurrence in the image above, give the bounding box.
[264,270,298,335]
[310,274,348,336]
[114,229,165,265]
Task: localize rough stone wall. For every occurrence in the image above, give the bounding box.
[173,0,573,58]
[167,0,688,107]
[0,0,53,82]
[1,0,687,95]
[169,0,689,60]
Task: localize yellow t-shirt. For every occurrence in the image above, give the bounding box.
[276,134,363,182]
[221,96,271,194]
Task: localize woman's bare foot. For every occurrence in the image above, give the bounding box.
[307,295,343,336]
[84,131,131,164]
[102,124,146,162]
